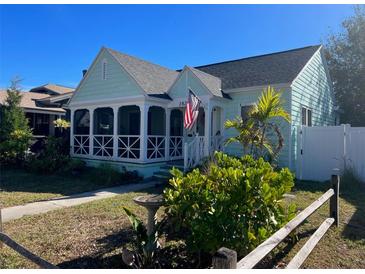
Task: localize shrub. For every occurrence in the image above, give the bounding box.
[27,137,69,174]
[0,129,32,164]
[62,158,86,174]
[0,80,32,165]
[164,151,296,257]
[85,164,142,185]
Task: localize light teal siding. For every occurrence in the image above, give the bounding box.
[169,69,210,99]
[71,49,144,104]
[290,48,336,172]
[223,87,291,168]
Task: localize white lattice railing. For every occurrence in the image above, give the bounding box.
[169,136,183,160]
[73,135,90,155]
[211,135,224,153]
[118,135,140,160]
[93,135,114,157]
[147,135,166,160]
[184,136,205,171]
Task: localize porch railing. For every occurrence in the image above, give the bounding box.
[73,135,90,155]
[93,135,114,157]
[184,135,205,172]
[147,135,166,160]
[169,136,183,160]
[118,135,140,160]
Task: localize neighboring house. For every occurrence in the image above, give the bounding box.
[0,84,74,136]
[67,45,337,178]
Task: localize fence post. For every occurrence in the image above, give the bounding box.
[330,169,340,226]
[0,207,3,248]
[212,247,237,269]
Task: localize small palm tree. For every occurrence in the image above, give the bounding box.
[225,86,290,161]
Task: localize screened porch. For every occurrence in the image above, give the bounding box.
[70,103,224,165]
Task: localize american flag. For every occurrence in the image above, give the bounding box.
[184,89,200,130]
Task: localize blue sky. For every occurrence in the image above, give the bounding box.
[0,4,357,90]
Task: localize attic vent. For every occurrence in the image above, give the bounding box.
[102,59,107,80]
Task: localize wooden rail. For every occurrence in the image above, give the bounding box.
[0,208,57,269]
[213,172,340,269]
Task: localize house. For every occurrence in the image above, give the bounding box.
[0,84,74,136]
[67,45,337,178]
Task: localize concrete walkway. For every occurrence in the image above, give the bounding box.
[1,181,159,223]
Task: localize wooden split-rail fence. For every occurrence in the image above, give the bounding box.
[213,171,340,269]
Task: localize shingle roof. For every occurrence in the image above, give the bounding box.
[107,48,179,95]
[188,66,223,97]
[195,45,321,90]
[30,84,75,95]
[0,90,66,113]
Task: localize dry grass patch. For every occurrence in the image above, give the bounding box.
[0,187,165,268]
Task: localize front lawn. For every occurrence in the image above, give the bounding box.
[0,167,139,208]
[0,176,364,268]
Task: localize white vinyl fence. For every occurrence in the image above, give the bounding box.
[297,124,365,182]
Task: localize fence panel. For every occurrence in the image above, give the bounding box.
[298,125,365,182]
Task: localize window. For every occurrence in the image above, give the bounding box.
[241,105,252,121]
[102,60,107,80]
[301,107,312,126]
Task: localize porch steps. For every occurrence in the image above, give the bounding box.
[151,160,184,183]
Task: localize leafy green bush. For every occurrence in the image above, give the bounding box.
[164,152,296,257]
[0,129,32,164]
[27,137,69,174]
[122,207,164,268]
[85,164,142,185]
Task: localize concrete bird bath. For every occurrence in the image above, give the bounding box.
[133,194,164,236]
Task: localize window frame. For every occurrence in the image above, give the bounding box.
[240,103,254,122]
[301,106,313,127]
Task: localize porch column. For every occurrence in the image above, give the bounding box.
[204,103,213,156]
[112,106,119,160]
[89,107,95,157]
[139,103,150,162]
[70,109,75,156]
[220,107,226,153]
[165,108,171,161]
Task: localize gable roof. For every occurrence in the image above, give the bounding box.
[195,45,322,90]
[188,66,222,96]
[30,83,75,95]
[0,90,66,113]
[106,48,179,95]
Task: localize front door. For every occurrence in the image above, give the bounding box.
[169,109,184,160]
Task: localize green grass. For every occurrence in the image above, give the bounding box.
[0,172,364,269]
[0,167,139,208]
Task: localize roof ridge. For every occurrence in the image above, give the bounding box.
[106,47,178,74]
[195,44,321,69]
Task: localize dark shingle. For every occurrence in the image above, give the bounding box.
[195,45,321,89]
[107,48,178,95]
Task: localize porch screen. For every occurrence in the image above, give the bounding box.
[94,107,113,135]
[118,106,140,135]
[74,109,90,135]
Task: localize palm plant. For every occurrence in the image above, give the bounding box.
[225,86,290,161]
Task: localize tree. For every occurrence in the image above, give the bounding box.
[325,6,365,126]
[0,79,32,164]
[224,86,290,161]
